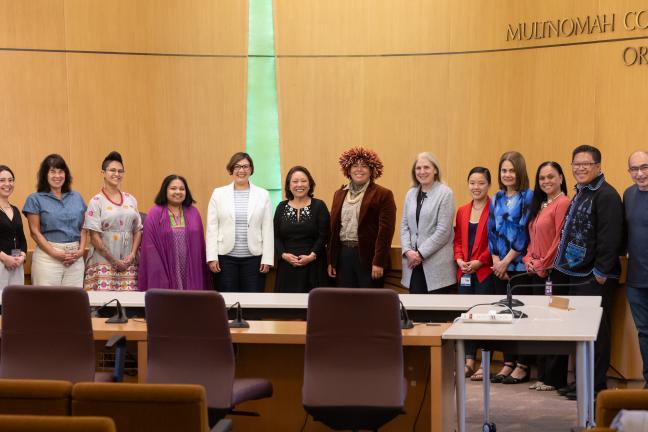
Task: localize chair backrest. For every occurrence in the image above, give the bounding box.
[596,389,648,426]
[0,414,116,432]
[145,290,235,409]
[0,379,72,416]
[303,287,405,408]
[0,286,95,382]
[72,382,208,432]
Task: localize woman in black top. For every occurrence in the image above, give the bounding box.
[0,165,27,289]
[274,166,330,293]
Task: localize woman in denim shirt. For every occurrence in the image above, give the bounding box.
[23,154,87,287]
[488,151,533,384]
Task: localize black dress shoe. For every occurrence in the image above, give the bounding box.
[565,389,601,401]
[490,362,515,383]
[502,364,530,384]
[558,382,576,396]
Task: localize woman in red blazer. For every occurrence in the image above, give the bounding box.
[453,167,494,381]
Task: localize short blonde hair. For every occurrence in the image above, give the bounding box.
[411,152,442,186]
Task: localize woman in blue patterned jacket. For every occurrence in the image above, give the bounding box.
[488,150,533,384]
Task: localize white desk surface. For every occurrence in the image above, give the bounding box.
[442,306,602,342]
[86,291,601,310]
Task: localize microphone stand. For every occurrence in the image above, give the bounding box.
[100,298,128,324]
[497,271,534,309]
[228,302,250,329]
[495,276,594,319]
[400,301,414,329]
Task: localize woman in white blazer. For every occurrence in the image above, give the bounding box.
[400,152,456,293]
[206,152,274,292]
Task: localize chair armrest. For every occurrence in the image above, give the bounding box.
[210,419,233,432]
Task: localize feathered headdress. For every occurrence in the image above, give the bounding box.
[338,147,384,180]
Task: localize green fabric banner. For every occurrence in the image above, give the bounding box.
[246,0,282,207]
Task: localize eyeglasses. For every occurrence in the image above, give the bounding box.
[105,169,125,174]
[233,164,251,171]
[628,164,648,175]
[571,162,598,169]
[0,178,15,184]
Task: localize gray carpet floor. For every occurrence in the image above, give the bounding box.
[464,376,644,431]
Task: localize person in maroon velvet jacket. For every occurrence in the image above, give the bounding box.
[327,147,396,288]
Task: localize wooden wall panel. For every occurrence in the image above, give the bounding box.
[274,0,450,55]
[0,0,65,49]
[0,51,69,206]
[276,56,449,231]
[595,40,648,193]
[64,0,247,54]
[65,55,247,220]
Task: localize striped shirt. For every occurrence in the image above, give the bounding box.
[229,189,252,257]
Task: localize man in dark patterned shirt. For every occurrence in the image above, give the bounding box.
[554,145,623,398]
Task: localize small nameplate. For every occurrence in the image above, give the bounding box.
[549,296,570,310]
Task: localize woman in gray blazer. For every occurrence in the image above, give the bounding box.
[401,152,456,293]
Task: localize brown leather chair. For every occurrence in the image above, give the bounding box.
[0,285,124,382]
[72,382,231,432]
[572,389,648,432]
[0,379,72,416]
[144,289,272,426]
[0,414,116,432]
[303,287,407,431]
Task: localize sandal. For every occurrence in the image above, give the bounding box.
[464,364,475,378]
[529,381,543,390]
[470,368,485,381]
[502,363,530,384]
[536,384,556,391]
[491,362,515,383]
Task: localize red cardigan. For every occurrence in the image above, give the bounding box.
[453,198,493,283]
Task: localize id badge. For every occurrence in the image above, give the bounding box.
[10,249,22,257]
[460,274,472,287]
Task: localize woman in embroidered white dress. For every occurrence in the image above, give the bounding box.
[83,151,143,291]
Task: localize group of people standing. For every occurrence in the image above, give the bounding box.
[0,145,647,393]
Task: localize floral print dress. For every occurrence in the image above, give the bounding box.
[83,191,142,290]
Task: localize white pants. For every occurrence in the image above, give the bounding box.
[0,264,24,291]
[31,242,85,288]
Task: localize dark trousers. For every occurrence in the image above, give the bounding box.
[215,255,265,292]
[494,272,531,365]
[459,273,495,360]
[336,246,384,288]
[627,286,648,384]
[530,272,569,387]
[410,265,457,294]
[565,272,615,391]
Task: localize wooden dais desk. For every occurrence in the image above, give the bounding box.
[91,318,453,432]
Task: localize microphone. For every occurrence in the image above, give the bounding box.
[99,298,128,324]
[400,300,414,329]
[228,302,250,329]
[495,275,595,319]
[497,271,535,311]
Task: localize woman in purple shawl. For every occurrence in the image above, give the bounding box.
[138,175,209,290]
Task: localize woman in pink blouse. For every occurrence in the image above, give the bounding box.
[523,161,570,392]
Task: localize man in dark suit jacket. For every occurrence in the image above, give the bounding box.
[327,147,396,288]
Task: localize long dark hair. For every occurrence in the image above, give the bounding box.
[154,175,195,207]
[37,154,72,193]
[529,161,568,220]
